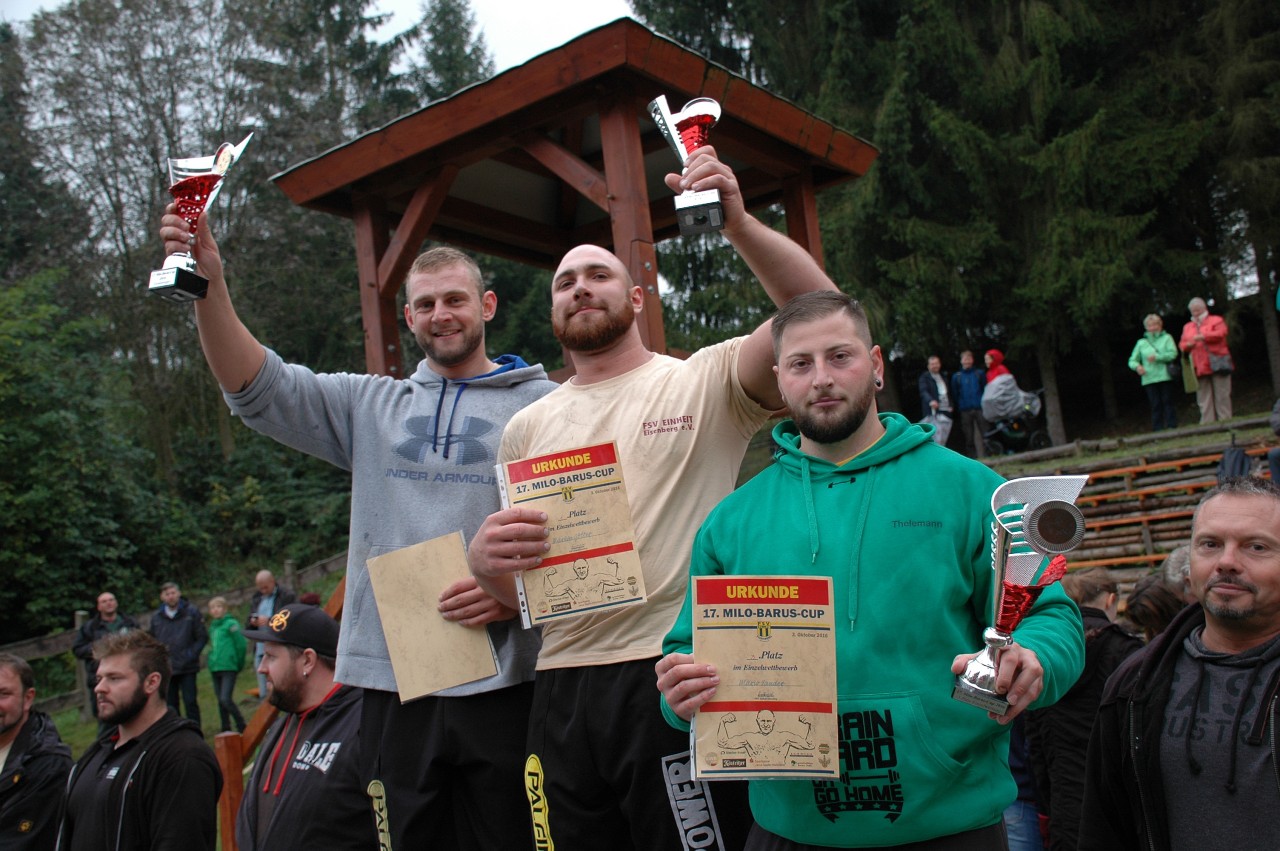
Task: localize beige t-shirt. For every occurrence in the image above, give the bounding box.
[500,337,770,669]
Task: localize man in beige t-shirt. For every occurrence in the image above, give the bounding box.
[469,146,840,849]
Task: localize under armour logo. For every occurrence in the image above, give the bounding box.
[395,416,496,465]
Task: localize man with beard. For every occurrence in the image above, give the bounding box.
[158,203,554,845]
[657,291,1084,849]
[237,604,370,850]
[1079,477,1280,851]
[0,653,72,850]
[58,631,221,851]
[468,147,841,850]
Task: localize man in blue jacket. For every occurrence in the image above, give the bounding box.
[951,349,988,457]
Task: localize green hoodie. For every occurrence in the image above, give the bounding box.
[207,613,247,673]
[662,413,1083,847]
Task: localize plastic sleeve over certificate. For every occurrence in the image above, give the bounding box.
[692,575,838,779]
[496,441,646,628]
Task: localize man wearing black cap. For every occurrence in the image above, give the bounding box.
[238,604,372,851]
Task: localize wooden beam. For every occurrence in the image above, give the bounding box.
[518,132,610,213]
[781,165,824,268]
[376,164,460,298]
[353,199,403,377]
[598,90,664,353]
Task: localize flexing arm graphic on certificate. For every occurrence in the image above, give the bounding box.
[717,710,814,761]
[497,442,646,627]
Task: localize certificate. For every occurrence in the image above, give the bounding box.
[692,575,838,779]
[366,532,498,701]
[496,442,646,628]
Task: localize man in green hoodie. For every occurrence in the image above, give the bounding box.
[657,291,1084,849]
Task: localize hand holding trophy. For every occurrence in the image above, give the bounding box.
[648,95,723,236]
[148,134,253,303]
[952,475,1088,714]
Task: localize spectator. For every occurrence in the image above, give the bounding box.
[71,591,138,731]
[1159,545,1195,602]
[1127,314,1179,431]
[206,596,246,733]
[1178,297,1232,423]
[1080,478,1280,848]
[1123,574,1188,642]
[58,631,222,850]
[238,604,370,850]
[951,349,988,457]
[246,570,296,700]
[1026,568,1143,850]
[149,581,207,726]
[1267,399,1280,484]
[0,653,71,851]
[917,355,954,446]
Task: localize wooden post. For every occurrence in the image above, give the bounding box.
[73,610,90,721]
[215,732,245,851]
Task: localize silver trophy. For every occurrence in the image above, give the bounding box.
[648,95,723,236]
[952,475,1089,714]
[148,133,253,303]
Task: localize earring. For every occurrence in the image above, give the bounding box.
[874,378,883,388]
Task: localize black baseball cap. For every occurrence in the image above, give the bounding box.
[243,603,339,657]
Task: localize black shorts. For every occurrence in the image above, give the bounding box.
[362,682,535,850]
[526,658,752,850]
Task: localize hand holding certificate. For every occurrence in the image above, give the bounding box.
[689,576,839,779]
[496,442,647,628]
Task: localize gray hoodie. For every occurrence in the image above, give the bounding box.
[226,348,556,694]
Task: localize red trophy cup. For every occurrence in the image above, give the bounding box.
[952,475,1088,714]
[648,95,723,236]
[148,134,253,302]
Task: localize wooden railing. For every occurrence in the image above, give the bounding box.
[214,578,345,851]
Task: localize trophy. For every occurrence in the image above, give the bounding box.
[952,475,1089,714]
[648,95,723,236]
[147,133,253,303]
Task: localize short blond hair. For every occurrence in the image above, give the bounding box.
[405,247,484,300]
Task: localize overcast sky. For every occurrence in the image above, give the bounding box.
[2,0,635,73]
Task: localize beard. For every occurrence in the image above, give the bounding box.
[552,300,635,352]
[266,675,304,714]
[1202,578,1259,622]
[415,322,484,369]
[98,681,149,727]
[788,379,877,446]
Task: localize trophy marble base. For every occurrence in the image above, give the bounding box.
[951,676,1010,715]
[148,266,209,302]
[675,189,724,235]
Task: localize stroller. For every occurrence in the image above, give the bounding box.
[982,383,1050,455]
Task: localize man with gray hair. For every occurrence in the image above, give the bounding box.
[0,653,71,850]
[1179,297,1232,423]
[246,569,295,700]
[1080,477,1280,849]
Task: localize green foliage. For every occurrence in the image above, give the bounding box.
[407,0,496,101]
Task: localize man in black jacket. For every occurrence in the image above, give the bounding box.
[0,653,72,851]
[149,582,206,726]
[71,592,138,729]
[238,604,370,850]
[57,631,221,851]
[1080,478,1280,850]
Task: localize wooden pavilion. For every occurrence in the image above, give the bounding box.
[271,16,879,377]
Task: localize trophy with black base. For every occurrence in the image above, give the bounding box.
[952,475,1089,714]
[648,95,723,236]
[147,134,252,303]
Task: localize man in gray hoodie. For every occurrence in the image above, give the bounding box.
[157,213,555,848]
